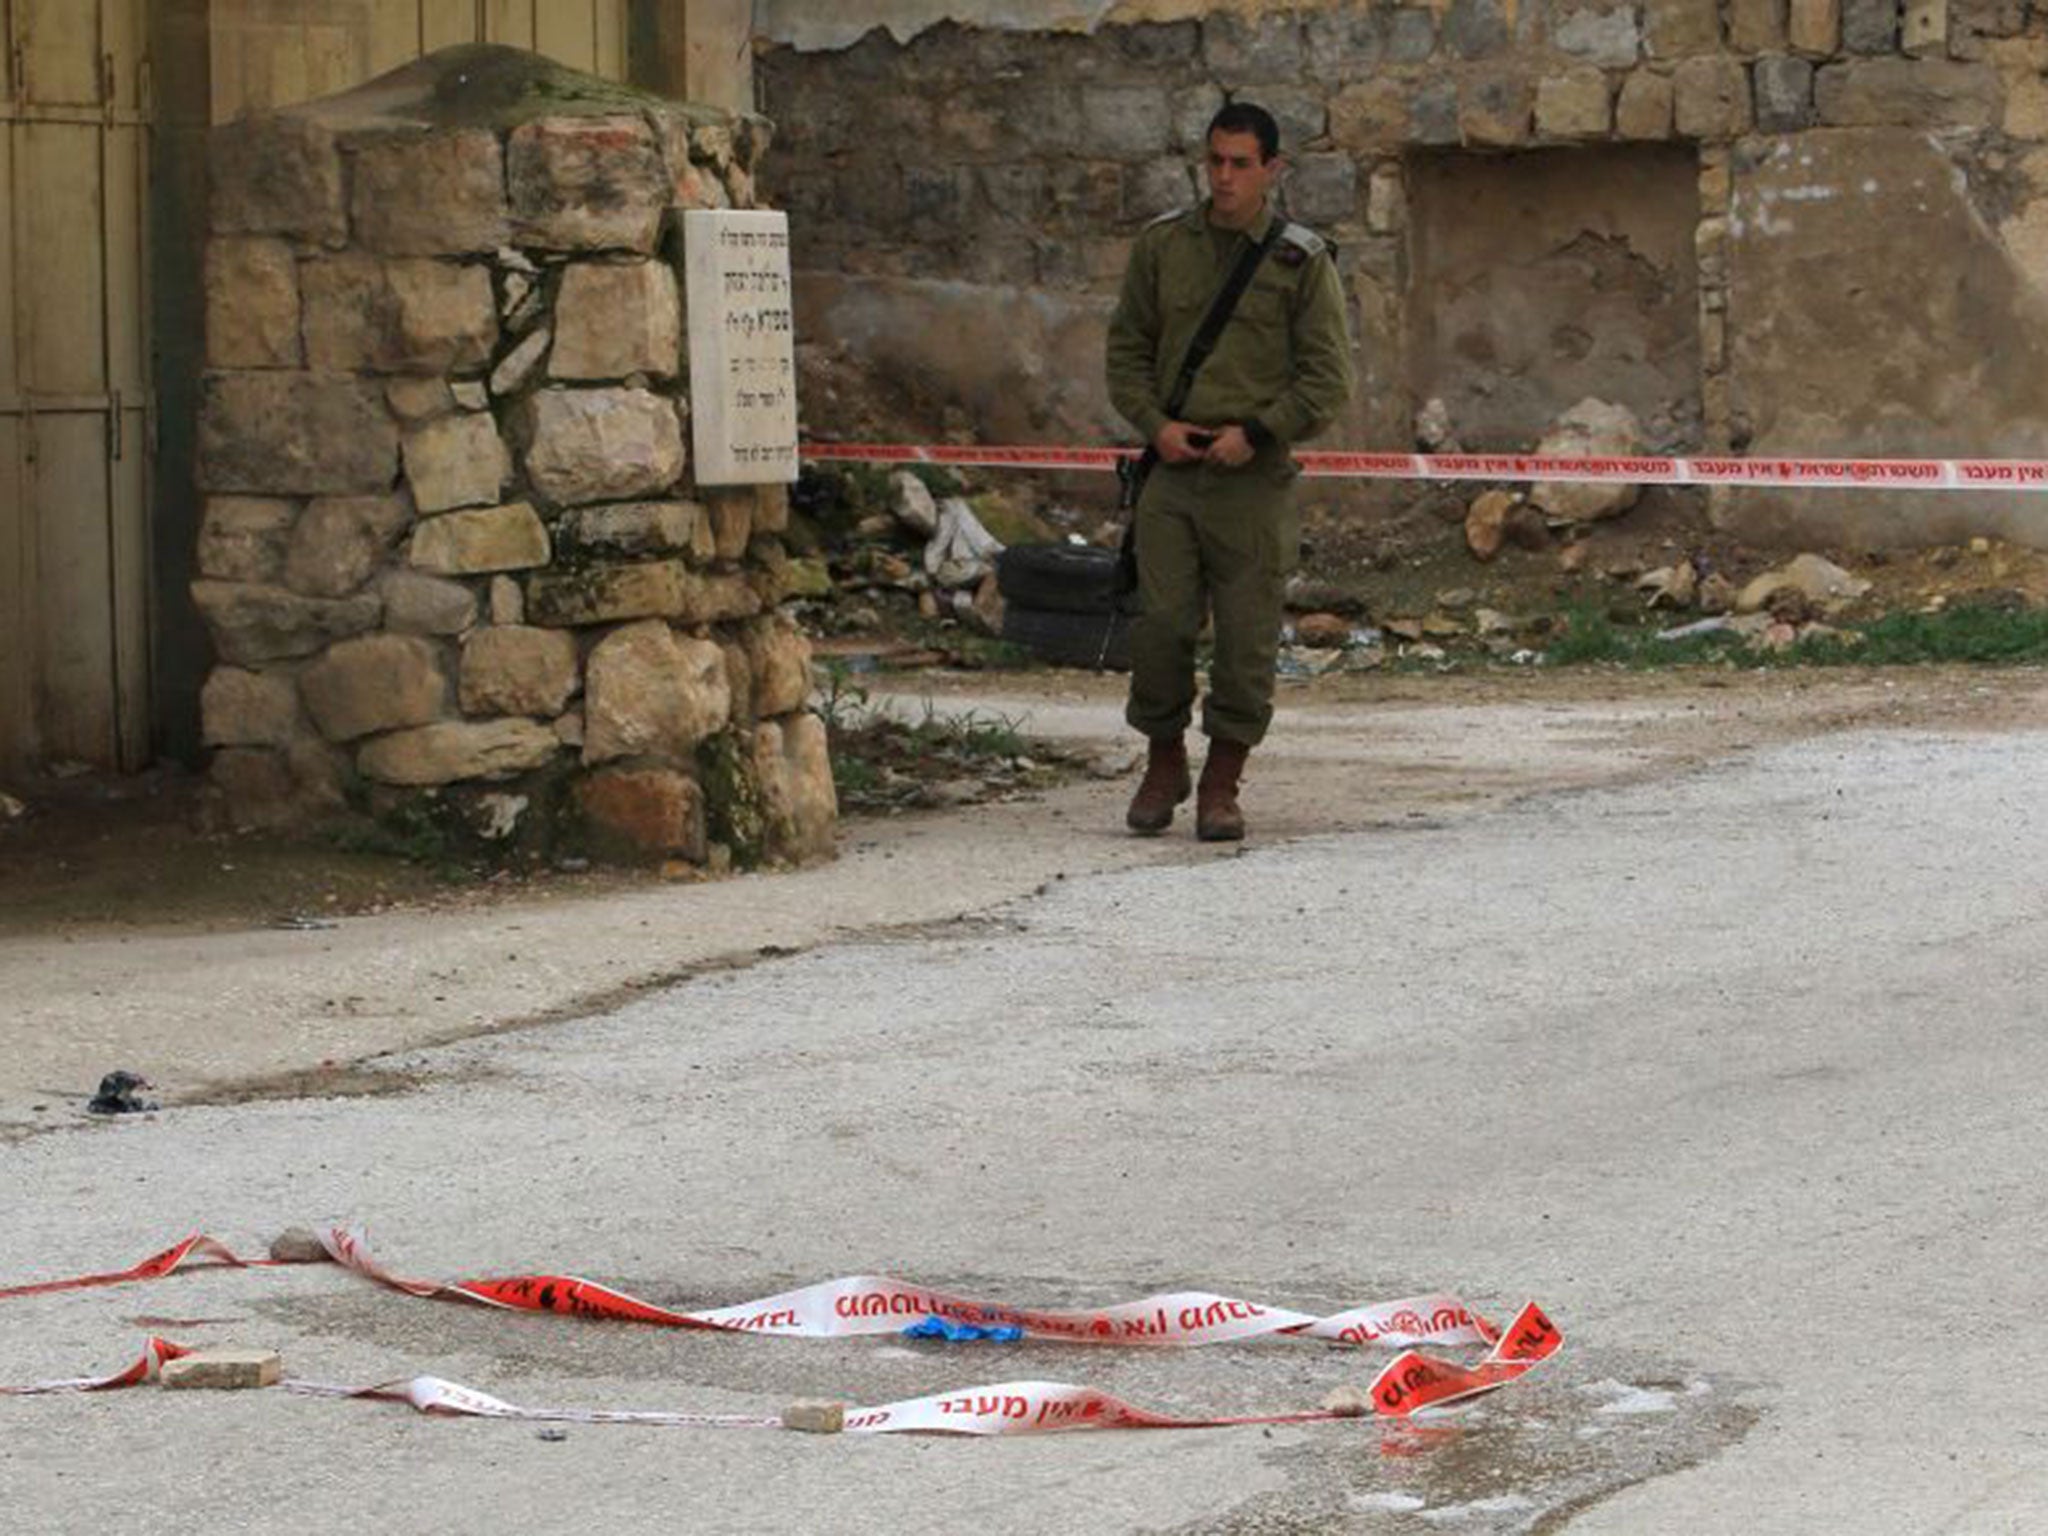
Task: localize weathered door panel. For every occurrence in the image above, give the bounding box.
[20,123,106,398]
[486,0,538,50]
[19,0,104,109]
[30,413,119,763]
[1,1,151,773]
[0,418,26,771]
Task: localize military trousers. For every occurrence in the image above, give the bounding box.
[1123,457,1298,749]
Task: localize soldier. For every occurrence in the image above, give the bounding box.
[1106,100,1354,841]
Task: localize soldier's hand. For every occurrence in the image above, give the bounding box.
[1204,425,1255,468]
[1155,421,1210,464]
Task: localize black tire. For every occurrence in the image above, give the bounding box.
[1002,603,1134,672]
[996,543,1128,614]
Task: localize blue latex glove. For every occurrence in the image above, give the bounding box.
[901,1315,1024,1343]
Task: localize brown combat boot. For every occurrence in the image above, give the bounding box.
[1196,737,1251,842]
[1125,735,1192,834]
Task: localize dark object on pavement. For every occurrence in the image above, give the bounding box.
[86,1070,158,1115]
[536,1428,569,1443]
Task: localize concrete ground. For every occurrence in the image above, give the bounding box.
[3,668,2046,1533]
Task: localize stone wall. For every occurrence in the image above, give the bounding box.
[194,46,835,866]
[763,4,2048,548]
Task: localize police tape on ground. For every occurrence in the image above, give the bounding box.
[0,1224,1563,1433]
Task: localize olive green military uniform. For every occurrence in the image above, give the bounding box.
[1106,201,1353,747]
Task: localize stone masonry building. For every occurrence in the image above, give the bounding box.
[760,0,2048,549]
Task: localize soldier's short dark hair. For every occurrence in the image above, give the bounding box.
[1207,101,1281,162]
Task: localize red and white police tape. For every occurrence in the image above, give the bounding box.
[0,1225,1563,1433]
[799,440,2048,492]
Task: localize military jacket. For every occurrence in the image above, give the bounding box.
[1105,200,1354,452]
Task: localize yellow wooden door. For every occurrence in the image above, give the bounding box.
[0,0,152,773]
[208,0,629,122]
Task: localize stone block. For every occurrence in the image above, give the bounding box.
[705,491,753,563]
[404,412,513,514]
[206,239,301,369]
[748,619,814,719]
[1365,165,1406,233]
[519,388,686,507]
[1305,4,1385,75]
[681,572,763,625]
[721,640,755,723]
[459,626,579,717]
[1442,0,1511,57]
[780,1400,846,1435]
[1530,399,1646,521]
[1287,154,1358,226]
[491,329,552,397]
[1842,0,1901,50]
[1730,0,1791,51]
[1674,57,1755,136]
[284,494,411,598]
[1386,8,1439,59]
[507,116,668,254]
[1789,0,1843,51]
[199,373,398,497]
[555,500,707,559]
[1203,12,1305,77]
[1329,80,1410,153]
[386,377,455,423]
[1536,69,1613,137]
[550,261,683,381]
[1080,86,1174,159]
[1553,1,1643,65]
[754,713,838,865]
[583,620,731,764]
[1903,0,1948,52]
[378,568,477,636]
[210,114,345,244]
[357,719,562,786]
[302,255,498,375]
[576,766,707,862]
[1171,85,1229,151]
[1124,159,1193,223]
[300,633,448,742]
[1460,74,1534,145]
[1642,0,1723,56]
[526,561,694,626]
[1814,59,2001,125]
[160,1349,282,1390]
[198,497,295,583]
[349,129,509,256]
[479,578,517,628]
[1412,79,1462,145]
[753,484,790,536]
[200,667,301,748]
[192,581,381,665]
[1616,71,1678,136]
[1754,57,1818,129]
[410,503,551,576]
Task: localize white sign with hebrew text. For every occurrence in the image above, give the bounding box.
[683,209,799,485]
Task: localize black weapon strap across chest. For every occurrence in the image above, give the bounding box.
[1161,220,1285,420]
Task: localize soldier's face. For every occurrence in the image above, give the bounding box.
[1205,130,1281,227]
